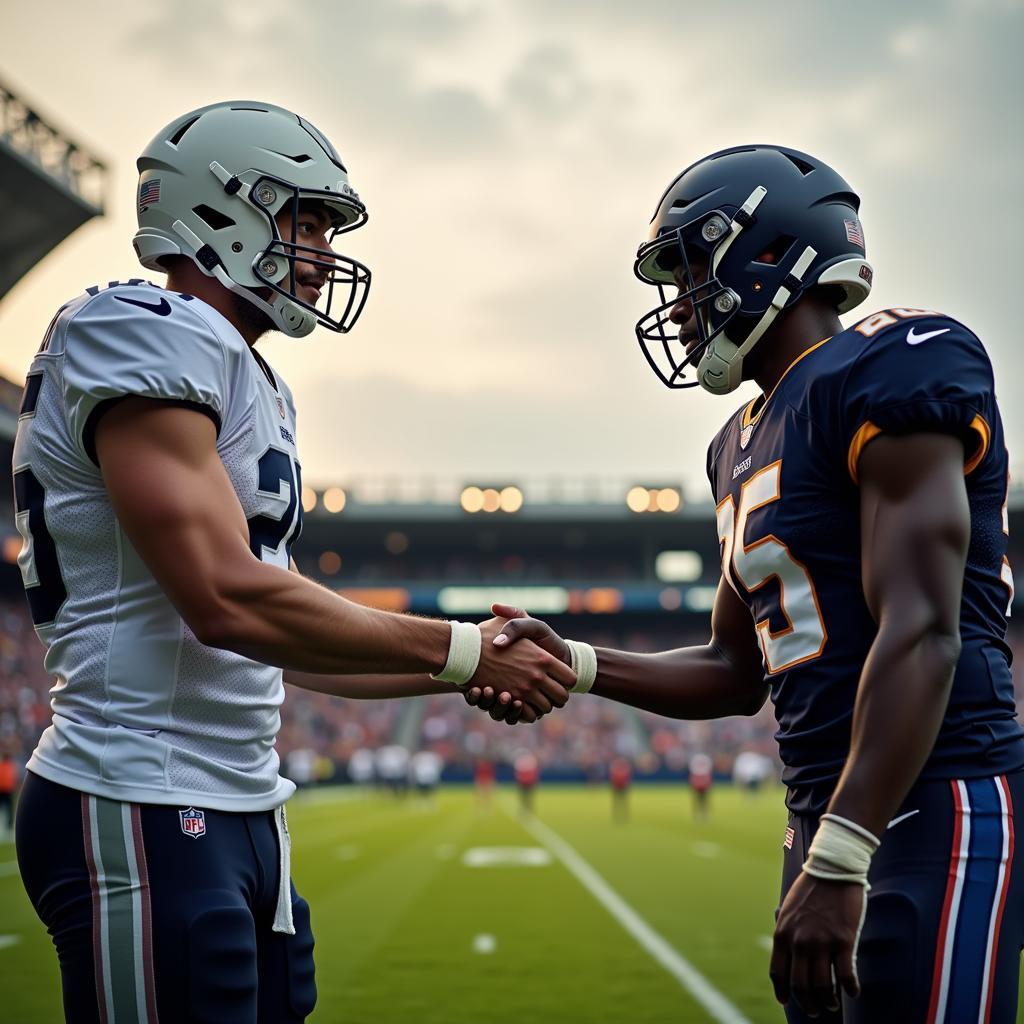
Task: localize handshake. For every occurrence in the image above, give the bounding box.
[440,602,596,726]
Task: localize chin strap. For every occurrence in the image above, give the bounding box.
[171,218,316,338]
[698,243,818,395]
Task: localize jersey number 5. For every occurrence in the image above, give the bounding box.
[716,461,827,674]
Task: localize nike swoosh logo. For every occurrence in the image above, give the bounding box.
[906,326,950,345]
[115,295,172,316]
[886,809,920,829]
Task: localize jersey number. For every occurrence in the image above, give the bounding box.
[13,467,68,628]
[15,445,301,631]
[247,448,303,563]
[716,461,827,673]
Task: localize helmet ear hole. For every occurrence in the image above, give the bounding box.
[753,235,796,266]
[816,257,873,313]
[193,205,236,231]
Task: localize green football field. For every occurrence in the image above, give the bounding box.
[2,784,1022,1023]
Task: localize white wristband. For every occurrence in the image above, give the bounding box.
[803,813,880,888]
[565,639,597,694]
[430,621,482,688]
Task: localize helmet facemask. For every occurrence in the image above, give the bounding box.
[633,209,743,389]
[246,174,370,335]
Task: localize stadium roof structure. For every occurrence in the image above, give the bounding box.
[0,78,107,302]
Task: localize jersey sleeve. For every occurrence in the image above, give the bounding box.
[842,315,994,484]
[62,290,230,464]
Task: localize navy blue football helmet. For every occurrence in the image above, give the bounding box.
[634,145,873,394]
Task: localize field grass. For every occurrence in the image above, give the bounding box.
[1,784,1021,1022]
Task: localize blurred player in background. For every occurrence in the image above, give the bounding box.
[0,748,17,839]
[376,743,411,798]
[284,746,316,791]
[11,100,574,1024]
[687,751,713,822]
[410,748,444,808]
[348,746,376,789]
[514,750,540,816]
[733,749,773,796]
[474,756,496,810]
[609,755,632,823]
[473,145,1024,1023]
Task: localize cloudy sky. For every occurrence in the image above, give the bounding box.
[1,0,1021,497]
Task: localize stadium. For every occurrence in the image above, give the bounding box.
[2,11,1024,1020]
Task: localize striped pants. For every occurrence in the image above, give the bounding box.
[16,772,317,1023]
[780,772,1024,1024]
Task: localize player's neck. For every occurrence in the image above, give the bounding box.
[163,262,267,347]
[749,299,843,396]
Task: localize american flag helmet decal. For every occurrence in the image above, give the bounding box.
[844,218,864,249]
[138,178,161,212]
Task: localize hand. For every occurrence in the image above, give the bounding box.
[770,871,866,1017]
[465,606,572,724]
[469,616,574,721]
[463,615,534,725]
[491,603,571,665]
[465,686,534,725]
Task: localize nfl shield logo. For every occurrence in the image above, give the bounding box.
[276,396,286,419]
[739,423,754,450]
[179,807,206,839]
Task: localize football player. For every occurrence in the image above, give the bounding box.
[11,100,575,1024]
[470,145,1024,1022]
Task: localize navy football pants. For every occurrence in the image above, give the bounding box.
[780,772,1024,1024]
[16,771,317,1023]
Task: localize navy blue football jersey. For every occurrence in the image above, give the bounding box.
[706,308,1024,814]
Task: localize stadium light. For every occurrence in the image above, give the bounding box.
[582,588,624,614]
[335,588,411,612]
[684,586,718,612]
[318,551,342,575]
[461,484,525,513]
[301,485,318,513]
[626,485,650,513]
[438,587,570,615]
[2,535,20,564]
[460,486,485,513]
[385,531,409,555]
[499,486,523,513]
[627,485,683,513]
[323,487,347,513]
[656,487,681,513]
[655,550,703,582]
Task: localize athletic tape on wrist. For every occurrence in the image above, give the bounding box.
[430,621,482,687]
[565,639,597,694]
[803,813,880,887]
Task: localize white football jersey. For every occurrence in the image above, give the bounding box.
[12,281,303,811]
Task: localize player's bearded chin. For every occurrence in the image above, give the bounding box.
[234,287,278,340]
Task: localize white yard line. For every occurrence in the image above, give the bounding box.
[0,935,20,951]
[512,810,752,1024]
[0,861,20,878]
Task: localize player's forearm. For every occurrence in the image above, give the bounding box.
[198,560,450,675]
[826,625,960,837]
[592,643,769,718]
[284,669,453,699]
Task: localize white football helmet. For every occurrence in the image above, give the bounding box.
[133,100,370,338]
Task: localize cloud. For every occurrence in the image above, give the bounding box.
[2,0,1021,487]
